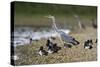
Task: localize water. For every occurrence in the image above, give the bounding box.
[12,27,70,46]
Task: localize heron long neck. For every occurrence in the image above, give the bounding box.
[51,17,58,32]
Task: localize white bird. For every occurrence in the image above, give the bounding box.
[45,15,79,45]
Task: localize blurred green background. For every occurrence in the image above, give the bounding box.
[13,1,97,29]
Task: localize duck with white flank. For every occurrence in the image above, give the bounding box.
[48,43,61,53]
[84,39,93,49]
[38,46,48,56]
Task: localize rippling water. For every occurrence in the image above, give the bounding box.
[12,27,70,46]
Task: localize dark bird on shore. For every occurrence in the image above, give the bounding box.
[48,43,61,53]
[38,46,48,56]
[84,39,93,49]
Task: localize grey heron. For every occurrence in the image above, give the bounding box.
[45,15,79,45]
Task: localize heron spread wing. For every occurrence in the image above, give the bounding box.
[58,31,73,43]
